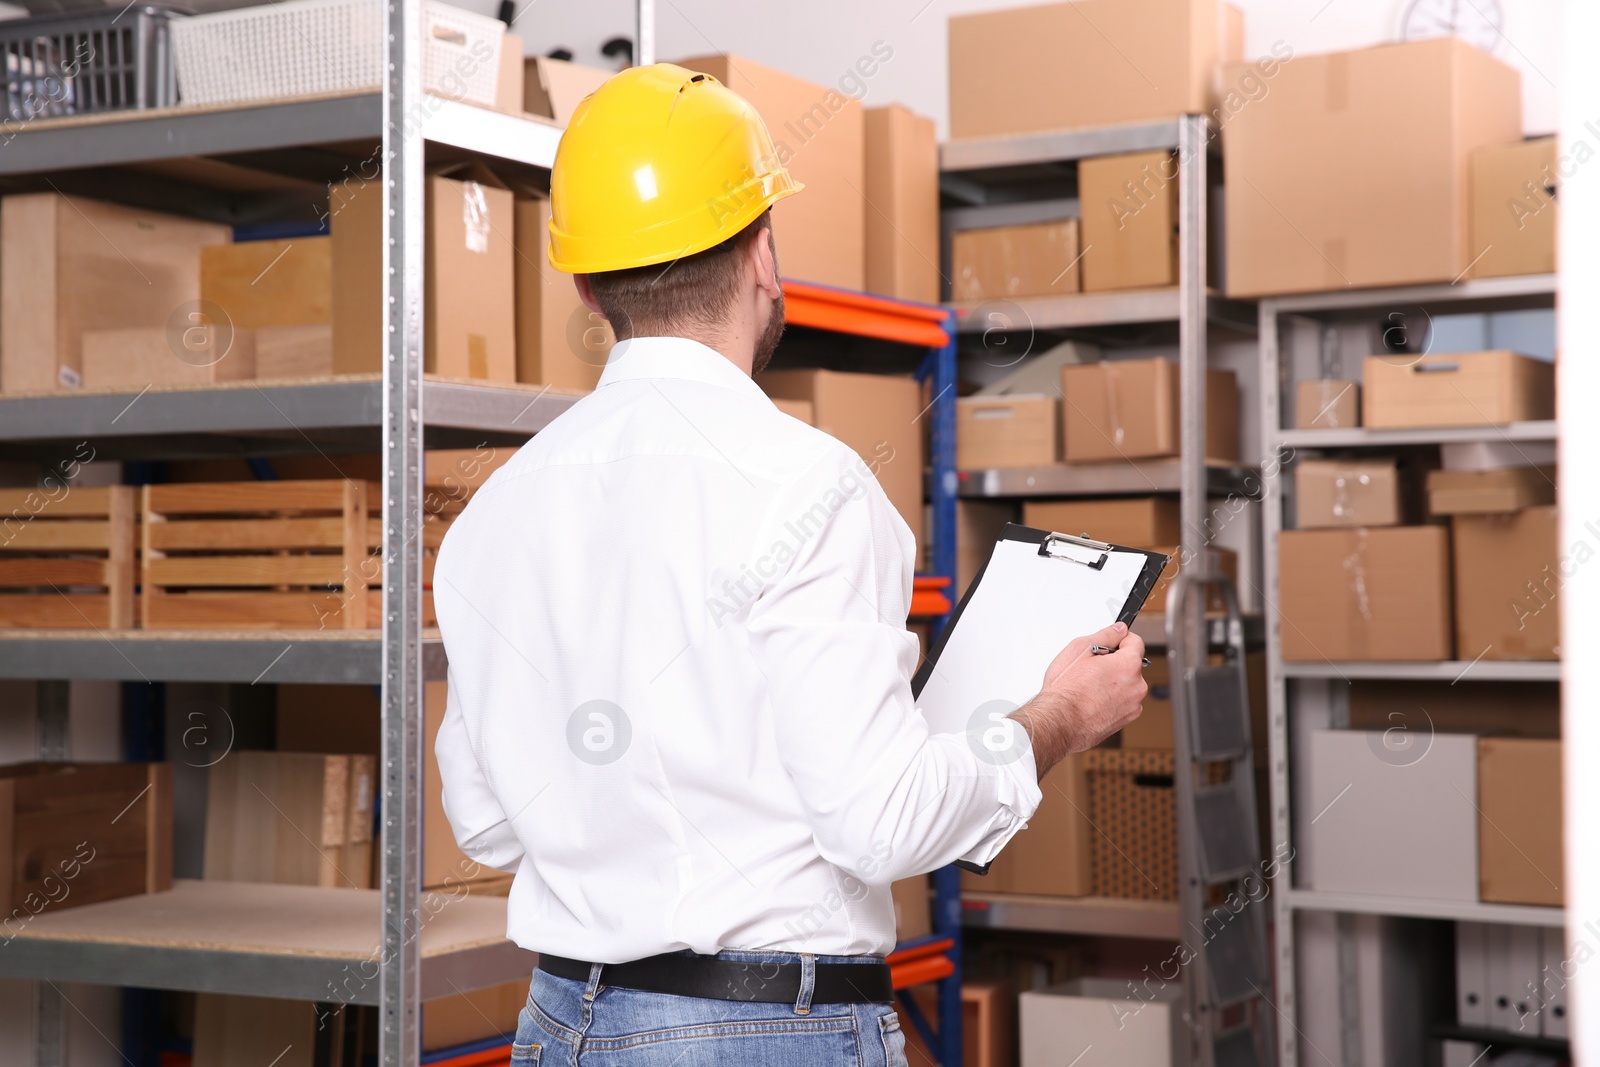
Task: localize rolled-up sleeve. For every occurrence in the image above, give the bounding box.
[746,449,1042,884]
[434,669,526,873]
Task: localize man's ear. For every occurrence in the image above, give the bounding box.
[574,273,604,316]
[749,224,782,301]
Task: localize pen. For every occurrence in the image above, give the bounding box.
[1090,644,1152,667]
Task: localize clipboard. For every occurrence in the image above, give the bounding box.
[910,523,1169,875]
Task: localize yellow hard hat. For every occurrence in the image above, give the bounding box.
[547,63,803,274]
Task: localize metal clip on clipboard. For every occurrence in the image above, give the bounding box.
[1037,531,1112,570]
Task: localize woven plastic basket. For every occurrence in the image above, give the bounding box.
[170,0,502,108]
[0,5,183,122]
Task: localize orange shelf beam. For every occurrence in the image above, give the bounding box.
[782,280,950,348]
[888,936,958,990]
[910,574,953,618]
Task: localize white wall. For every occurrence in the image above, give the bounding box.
[502,0,1559,136]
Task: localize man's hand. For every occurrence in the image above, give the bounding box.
[1008,622,1148,778]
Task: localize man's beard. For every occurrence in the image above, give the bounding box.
[751,290,786,376]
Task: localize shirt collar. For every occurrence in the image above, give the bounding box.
[597,336,772,404]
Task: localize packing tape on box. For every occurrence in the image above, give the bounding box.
[1341,527,1373,628]
[1331,472,1368,522]
[462,180,490,254]
[1104,364,1127,450]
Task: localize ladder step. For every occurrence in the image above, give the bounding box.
[1205,907,1270,1007]
[1195,785,1259,881]
[1213,1025,1264,1067]
[1186,664,1249,758]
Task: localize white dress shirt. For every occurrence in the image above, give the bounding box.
[433,336,1041,962]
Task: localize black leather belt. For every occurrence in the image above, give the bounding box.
[537,952,894,1005]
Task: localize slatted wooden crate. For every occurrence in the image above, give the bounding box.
[141,479,448,630]
[0,486,137,628]
[0,761,173,917]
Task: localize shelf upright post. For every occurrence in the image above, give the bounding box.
[379,0,426,1056]
[928,310,962,1067]
[1259,297,1298,1067]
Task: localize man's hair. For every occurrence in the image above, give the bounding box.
[586,209,772,341]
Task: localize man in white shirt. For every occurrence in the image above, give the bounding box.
[434,64,1146,1067]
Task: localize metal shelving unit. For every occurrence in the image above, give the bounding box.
[943,116,1276,1067]
[1258,275,1560,1067]
[0,60,567,1066]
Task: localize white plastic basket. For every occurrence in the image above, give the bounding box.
[171,0,503,108]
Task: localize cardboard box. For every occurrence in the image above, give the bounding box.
[905,981,1015,1067]
[957,395,1059,469]
[193,995,329,1067]
[1079,151,1177,292]
[1020,977,1182,1067]
[256,323,334,379]
[1146,544,1236,616]
[1427,466,1556,515]
[1295,379,1361,429]
[756,369,924,537]
[1,193,231,393]
[203,751,375,889]
[1478,738,1563,906]
[496,33,524,114]
[957,500,1015,597]
[677,54,865,290]
[513,195,611,389]
[1277,527,1452,661]
[0,762,171,915]
[1350,680,1560,740]
[424,979,527,1052]
[891,875,931,941]
[951,220,1081,300]
[80,326,256,390]
[1085,748,1176,899]
[975,340,1100,397]
[772,397,814,424]
[1022,497,1180,547]
[1120,651,1267,753]
[331,166,516,381]
[1452,506,1560,660]
[1364,351,1554,429]
[864,105,939,304]
[200,237,332,329]
[1307,729,1478,900]
[1060,358,1238,463]
[948,0,1243,139]
[1294,459,1401,529]
[523,56,611,125]
[964,754,1092,898]
[1223,39,1522,297]
[1471,137,1557,279]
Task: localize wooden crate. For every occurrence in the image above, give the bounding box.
[0,485,136,628]
[141,479,448,630]
[0,761,172,917]
[204,751,376,890]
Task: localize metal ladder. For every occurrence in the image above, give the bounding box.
[1166,569,1276,1067]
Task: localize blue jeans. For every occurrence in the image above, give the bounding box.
[510,951,909,1067]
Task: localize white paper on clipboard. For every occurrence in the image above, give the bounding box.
[914,530,1165,736]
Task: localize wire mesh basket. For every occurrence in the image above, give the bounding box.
[0,5,183,122]
[170,0,503,108]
